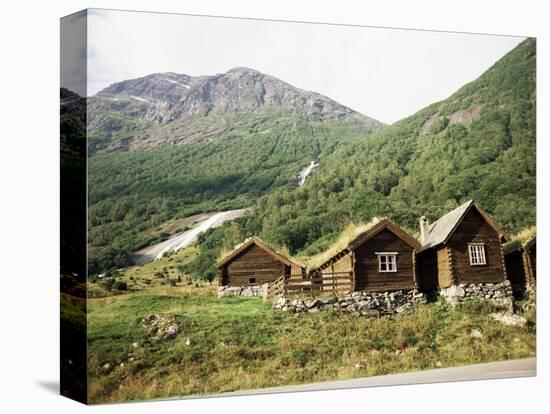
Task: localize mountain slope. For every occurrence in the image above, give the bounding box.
[88,67,383,153]
[87,69,385,273]
[240,38,536,257]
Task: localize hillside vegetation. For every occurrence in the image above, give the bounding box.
[88,115,378,273]
[86,282,535,403]
[184,39,536,279]
[85,39,535,277]
[230,39,535,252]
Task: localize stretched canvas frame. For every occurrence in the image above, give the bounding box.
[60,9,536,405]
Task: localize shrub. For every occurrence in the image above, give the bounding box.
[204,269,215,285]
[113,281,128,291]
[101,278,116,291]
[429,116,449,134]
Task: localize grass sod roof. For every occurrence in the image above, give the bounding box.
[303,217,421,271]
[300,218,382,270]
[419,200,509,252]
[502,226,536,255]
[215,237,305,269]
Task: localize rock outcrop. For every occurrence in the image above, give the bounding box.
[140,314,179,342]
[88,67,383,153]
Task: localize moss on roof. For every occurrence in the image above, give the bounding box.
[503,226,536,254]
[216,237,304,268]
[300,218,383,269]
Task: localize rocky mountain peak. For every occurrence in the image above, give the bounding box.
[88,67,385,153]
[93,67,378,122]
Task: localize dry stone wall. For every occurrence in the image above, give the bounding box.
[273,289,426,316]
[218,284,267,298]
[440,280,513,310]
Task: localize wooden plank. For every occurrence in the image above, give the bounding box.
[437,246,452,288]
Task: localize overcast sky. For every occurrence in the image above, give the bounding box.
[85,9,524,124]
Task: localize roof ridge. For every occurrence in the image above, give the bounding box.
[420,200,474,251]
[427,200,473,235]
[216,236,303,268]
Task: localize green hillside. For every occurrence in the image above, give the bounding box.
[88,113,379,273]
[186,38,536,277]
[86,39,536,277]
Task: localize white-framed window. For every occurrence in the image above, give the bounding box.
[376,252,398,272]
[468,243,487,265]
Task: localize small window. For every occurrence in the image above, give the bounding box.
[377,253,397,272]
[468,244,486,265]
[249,277,256,284]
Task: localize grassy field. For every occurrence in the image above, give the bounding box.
[88,246,201,297]
[86,280,536,404]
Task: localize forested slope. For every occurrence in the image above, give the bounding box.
[242,38,536,257]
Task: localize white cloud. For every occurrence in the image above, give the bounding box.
[87,9,524,124]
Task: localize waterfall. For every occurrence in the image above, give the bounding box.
[298,161,318,186]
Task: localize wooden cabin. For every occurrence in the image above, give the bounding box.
[416,200,508,290]
[523,236,536,283]
[504,243,527,286]
[311,219,421,292]
[216,238,304,286]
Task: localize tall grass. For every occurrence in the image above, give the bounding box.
[503,226,536,254]
[86,284,536,403]
[302,218,381,268]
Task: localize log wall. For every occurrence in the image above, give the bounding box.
[222,244,287,286]
[446,208,506,284]
[353,228,416,292]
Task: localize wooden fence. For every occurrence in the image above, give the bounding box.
[269,274,287,297]
[268,271,353,297]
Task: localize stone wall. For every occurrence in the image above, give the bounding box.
[440,280,513,310]
[522,283,536,312]
[273,289,426,316]
[218,284,267,298]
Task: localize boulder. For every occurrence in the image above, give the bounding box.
[470,329,483,339]
[275,297,287,308]
[141,314,180,342]
[443,285,466,298]
[241,287,254,297]
[305,298,321,309]
[320,296,338,305]
[490,313,527,326]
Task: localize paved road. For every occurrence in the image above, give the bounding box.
[222,358,536,397]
